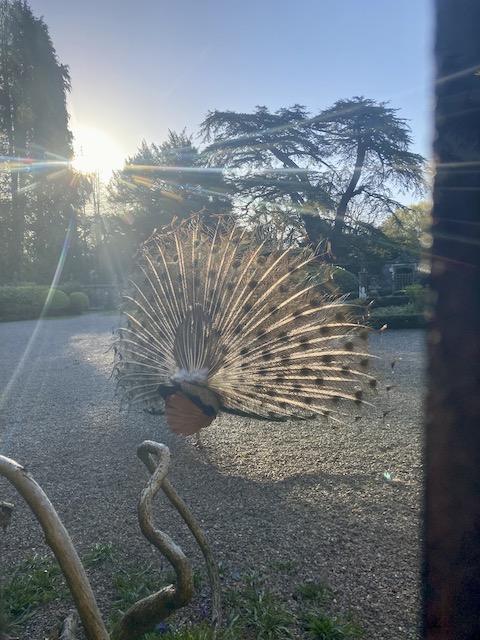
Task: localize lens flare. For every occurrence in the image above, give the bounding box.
[72,126,124,179]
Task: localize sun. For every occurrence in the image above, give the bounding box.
[71,126,125,180]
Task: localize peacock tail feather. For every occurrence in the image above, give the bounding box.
[113,216,376,435]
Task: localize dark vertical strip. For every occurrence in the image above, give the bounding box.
[424,1,480,638]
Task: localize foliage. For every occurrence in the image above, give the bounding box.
[369,307,426,329]
[381,201,432,254]
[109,562,168,622]
[297,582,335,603]
[1,553,68,634]
[200,98,426,257]
[0,3,427,286]
[327,219,399,274]
[0,1,428,289]
[365,295,406,308]
[364,285,428,329]
[107,131,232,273]
[0,285,70,321]
[81,541,122,567]
[68,291,90,314]
[365,284,428,330]
[404,284,428,312]
[144,623,236,639]
[303,609,364,639]
[2,550,365,639]
[58,280,85,296]
[229,574,295,639]
[0,0,87,284]
[371,304,417,315]
[329,266,359,295]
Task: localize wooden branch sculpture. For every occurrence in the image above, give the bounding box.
[0,455,109,640]
[112,441,221,639]
[0,441,221,639]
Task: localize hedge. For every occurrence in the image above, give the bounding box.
[330,266,359,295]
[368,313,427,330]
[68,291,90,314]
[0,285,71,322]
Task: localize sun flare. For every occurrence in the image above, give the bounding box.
[71,126,124,179]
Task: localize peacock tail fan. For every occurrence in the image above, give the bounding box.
[113,215,377,435]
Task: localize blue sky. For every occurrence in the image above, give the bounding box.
[29,0,434,172]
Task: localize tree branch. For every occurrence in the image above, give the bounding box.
[333,142,366,239]
[0,455,109,640]
[136,441,222,626]
[111,442,195,640]
[1,443,221,640]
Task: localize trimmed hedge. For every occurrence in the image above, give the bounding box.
[330,266,359,295]
[362,285,429,329]
[369,313,427,330]
[0,285,70,322]
[58,281,84,297]
[68,291,90,314]
[365,295,407,308]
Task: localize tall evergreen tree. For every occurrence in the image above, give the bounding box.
[0,0,77,283]
[200,98,426,257]
[108,130,232,251]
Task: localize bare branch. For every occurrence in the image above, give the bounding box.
[0,455,109,640]
[136,441,222,626]
[112,442,196,640]
[0,501,14,530]
[60,611,80,640]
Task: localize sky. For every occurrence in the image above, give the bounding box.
[28,0,434,177]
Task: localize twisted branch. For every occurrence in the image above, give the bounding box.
[111,442,194,640]
[1,442,221,639]
[0,454,109,640]
[136,441,222,626]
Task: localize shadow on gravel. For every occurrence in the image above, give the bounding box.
[0,315,424,639]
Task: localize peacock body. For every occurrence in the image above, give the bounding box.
[113,217,376,435]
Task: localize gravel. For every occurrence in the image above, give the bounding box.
[0,313,425,639]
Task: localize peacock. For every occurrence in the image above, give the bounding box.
[113,216,376,436]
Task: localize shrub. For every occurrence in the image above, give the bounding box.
[369,311,427,330]
[330,267,359,295]
[58,281,84,297]
[68,291,90,314]
[405,284,428,312]
[45,289,70,316]
[366,295,407,308]
[0,285,70,322]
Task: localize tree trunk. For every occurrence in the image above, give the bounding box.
[0,4,17,281]
[332,142,366,246]
[423,1,480,638]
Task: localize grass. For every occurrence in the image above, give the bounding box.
[1,549,365,640]
[303,610,364,639]
[108,560,205,624]
[297,582,335,603]
[82,541,123,567]
[229,577,295,638]
[0,553,69,635]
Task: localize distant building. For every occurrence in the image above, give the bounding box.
[361,255,422,296]
[383,258,421,293]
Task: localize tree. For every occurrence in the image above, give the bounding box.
[108,130,232,253]
[381,201,432,255]
[0,0,80,283]
[200,98,426,258]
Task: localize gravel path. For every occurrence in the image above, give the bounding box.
[0,313,425,639]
